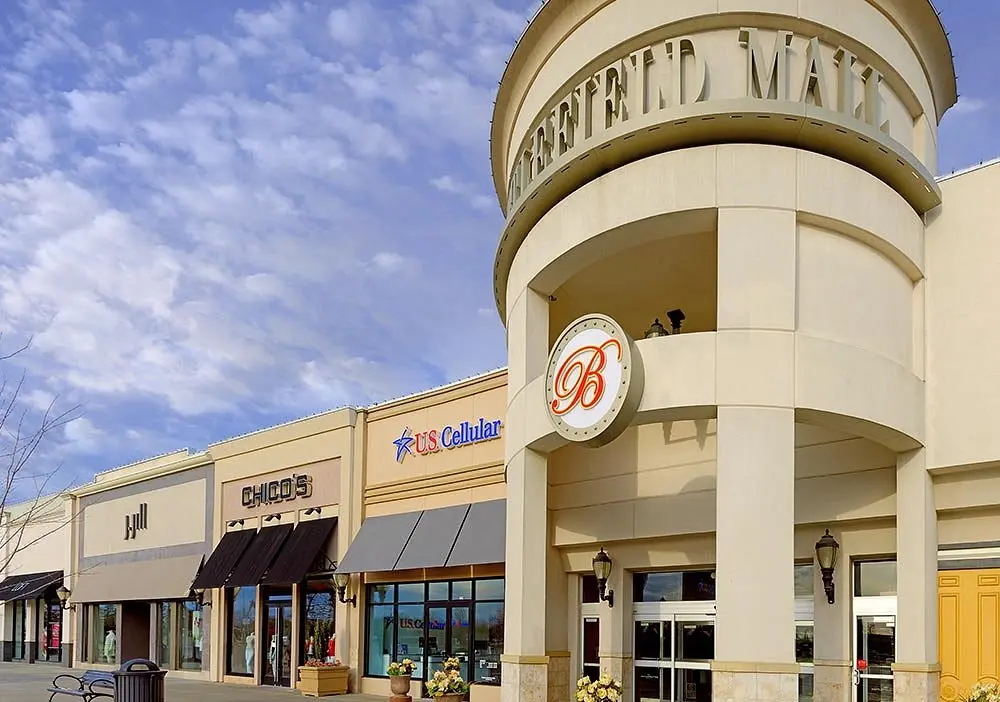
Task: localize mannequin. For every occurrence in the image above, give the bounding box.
[245,632,256,675]
[103,629,116,664]
[326,633,336,663]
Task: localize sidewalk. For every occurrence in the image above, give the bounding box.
[0,663,385,702]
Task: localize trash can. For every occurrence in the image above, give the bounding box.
[113,659,167,702]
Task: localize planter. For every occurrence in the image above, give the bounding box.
[298,665,349,697]
[389,674,412,695]
[436,694,465,702]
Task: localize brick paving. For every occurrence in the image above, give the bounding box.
[0,663,384,702]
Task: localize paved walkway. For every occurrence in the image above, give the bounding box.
[0,663,385,702]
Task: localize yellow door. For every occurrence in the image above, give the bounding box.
[939,569,1000,701]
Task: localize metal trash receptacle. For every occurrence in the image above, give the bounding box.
[113,658,167,702]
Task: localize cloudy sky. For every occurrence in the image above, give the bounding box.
[0,0,995,492]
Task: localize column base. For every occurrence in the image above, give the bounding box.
[893,666,940,702]
[813,661,852,702]
[712,663,799,702]
[502,658,549,702]
[546,652,571,702]
[598,654,633,702]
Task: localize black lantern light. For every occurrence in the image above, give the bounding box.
[666,309,686,333]
[192,587,211,607]
[332,572,357,607]
[56,585,75,611]
[815,529,840,604]
[644,318,669,339]
[592,548,615,608]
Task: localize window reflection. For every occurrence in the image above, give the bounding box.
[89,604,118,665]
[303,579,337,664]
[227,587,256,676]
[633,572,715,602]
[178,600,203,670]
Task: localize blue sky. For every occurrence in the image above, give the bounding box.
[0,0,995,493]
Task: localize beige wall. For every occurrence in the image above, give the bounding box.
[82,479,207,557]
[364,372,507,517]
[2,500,71,576]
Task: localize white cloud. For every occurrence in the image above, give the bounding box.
[952,97,987,115]
[13,114,56,162]
[63,417,105,454]
[432,174,497,210]
[327,2,374,47]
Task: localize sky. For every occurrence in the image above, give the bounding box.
[0,0,995,494]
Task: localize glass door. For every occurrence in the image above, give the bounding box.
[853,598,896,702]
[633,606,715,702]
[425,606,472,681]
[263,593,293,687]
[44,600,63,662]
[12,600,26,660]
[582,615,600,682]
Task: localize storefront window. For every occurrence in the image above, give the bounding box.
[42,599,62,662]
[89,604,118,664]
[855,561,897,597]
[178,600,203,670]
[159,603,172,668]
[633,571,716,602]
[227,587,256,676]
[302,579,336,664]
[364,578,505,685]
[12,599,26,660]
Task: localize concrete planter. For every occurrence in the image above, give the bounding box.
[389,674,412,695]
[298,665,349,697]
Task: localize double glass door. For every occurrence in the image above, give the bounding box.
[263,592,293,687]
[425,605,471,681]
[634,608,715,702]
[853,598,896,702]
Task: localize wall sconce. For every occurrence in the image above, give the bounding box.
[304,507,322,516]
[592,548,615,608]
[56,585,75,611]
[666,309,685,333]
[815,529,840,604]
[332,572,357,607]
[263,514,281,522]
[644,318,669,339]
[192,587,212,607]
[227,519,244,528]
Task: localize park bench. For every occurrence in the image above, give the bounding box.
[46,670,115,701]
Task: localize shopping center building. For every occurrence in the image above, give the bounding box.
[2,1,1000,702]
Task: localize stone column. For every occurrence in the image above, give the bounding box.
[546,535,570,702]
[713,406,798,702]
[598,567,632,700]
[502,287,552,702]
[812,533,852,702]
[893,449,939,702]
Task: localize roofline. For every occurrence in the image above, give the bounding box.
[70,451,213,498]
[936,156,1000,183]
[363,366,508,414]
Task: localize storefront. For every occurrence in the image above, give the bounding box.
[486,1,999,702]
[335,370,507,702]
[65,451,215,679]
[203,408,354,690]
[0,495,71,665]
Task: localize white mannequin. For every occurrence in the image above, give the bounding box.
[245,632,255,674]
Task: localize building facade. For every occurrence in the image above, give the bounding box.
[0,494,72,666]
[488,2,996,702]
[66,450,215,679]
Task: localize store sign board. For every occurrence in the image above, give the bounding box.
[124,502,148,541]
[506,27,894,214]
[393,419,503,463]
[241,474,314,509]
[545,314,644,447]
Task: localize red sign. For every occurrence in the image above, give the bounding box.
[857,660,867,671]
[550,339,622,416]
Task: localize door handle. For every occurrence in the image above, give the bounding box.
[852,668,861,686]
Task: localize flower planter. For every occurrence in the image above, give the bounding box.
[298,665,349,697]
[389,674,412,696]
[436,693,465,702]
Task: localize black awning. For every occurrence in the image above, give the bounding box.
[445,499,506,567]
[261,517,337,586]
[191,529,256,590]
[226,524,294,587]
[0,570,63,602]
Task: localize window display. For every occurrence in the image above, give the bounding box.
[227,587,256,676]
[302,579,336,664]
[89,603,118,664]
[364,578,505,686]
[178,600,203,670]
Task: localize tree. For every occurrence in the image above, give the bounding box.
[0,339,81,574]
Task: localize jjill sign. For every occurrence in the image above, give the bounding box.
[545,314,644,447]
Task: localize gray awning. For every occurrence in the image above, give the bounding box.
[334,511,421,574]
[395,505,470,571]
[336,500,506,574]
[71,554,204,603]
[446,499,506,567]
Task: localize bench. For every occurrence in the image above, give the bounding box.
[47,670,115,701]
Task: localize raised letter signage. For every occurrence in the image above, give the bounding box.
[393,418,503,463]
[545,314,644,448]
[124,503,148,541]
[241,474,313,509]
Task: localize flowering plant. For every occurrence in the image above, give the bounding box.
[425,658,470,697]
[963,681,1000,702]
[303,658,342,668]
[576,673,622,702]
[387,659,417,676]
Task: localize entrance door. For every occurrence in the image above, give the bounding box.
[634,605,715,702]
[425,606,472,682]
[853,598,896,702]
[581,615,600,682]
[263,593,293,687]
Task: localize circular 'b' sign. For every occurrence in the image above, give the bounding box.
[545,314,644,447]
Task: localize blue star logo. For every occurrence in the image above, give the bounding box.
[393,427,415,463]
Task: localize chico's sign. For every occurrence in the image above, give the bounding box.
[241,473,313,509]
